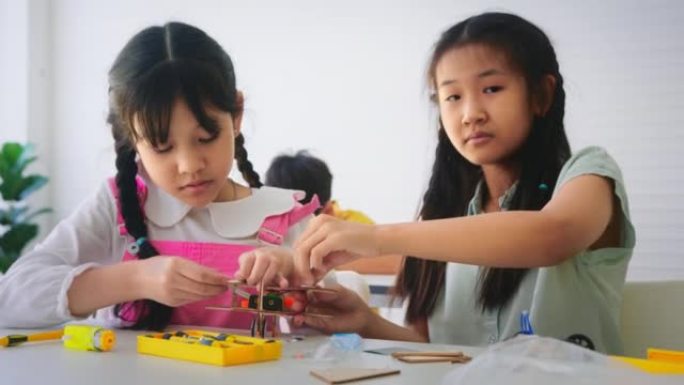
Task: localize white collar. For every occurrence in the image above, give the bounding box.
[141,172,305,238]
[206,186,305,238]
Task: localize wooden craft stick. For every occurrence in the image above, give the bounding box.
[310,368,400,384]
[391,351,466,358]
[391,351,471,364]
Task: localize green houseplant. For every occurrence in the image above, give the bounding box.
[0,142,51,273]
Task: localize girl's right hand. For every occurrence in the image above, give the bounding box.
[234,246,295,288]
[292,284,375,335]
[294,215,381,285]
[135,256,230,307]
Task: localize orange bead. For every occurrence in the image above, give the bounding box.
[283,295,295,310]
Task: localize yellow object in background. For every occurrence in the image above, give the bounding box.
[648,348,684,365]
[329,201,374,224]
[614,356,684,374]
[613,347,684,374]
[63,325,116,352]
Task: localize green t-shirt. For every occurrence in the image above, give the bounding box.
[427,146,635,354]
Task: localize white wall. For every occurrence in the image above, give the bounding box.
[0,1,28,144]
[0,0,53,241]
[3,0,683,280]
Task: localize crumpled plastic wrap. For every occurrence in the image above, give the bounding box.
[442,335,682,385]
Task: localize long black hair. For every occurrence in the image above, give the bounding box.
[395,12,571,322]
[108,22,262,330]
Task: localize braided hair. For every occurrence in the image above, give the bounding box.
[108,22,261,330]
[395,12,571,322]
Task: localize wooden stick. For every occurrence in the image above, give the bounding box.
[257,280,265,338]
[394,356,471,364]
[391,351,466,358]
[390,351,472,364]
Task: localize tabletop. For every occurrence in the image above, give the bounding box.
[0,326,481,385]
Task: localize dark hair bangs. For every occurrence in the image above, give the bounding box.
[122,60,235,147]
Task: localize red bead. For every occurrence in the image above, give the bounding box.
[283,295,295,310]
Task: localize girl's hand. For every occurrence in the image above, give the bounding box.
[136,256,230,307]
[292,284,374,335]
[294,215,380,285]
[234,246,294,288]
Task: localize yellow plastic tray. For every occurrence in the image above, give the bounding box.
[137,329,282,366]
[613,356,684,374]
[648,348,684,365]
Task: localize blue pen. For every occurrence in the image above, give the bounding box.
[520,310,534,335]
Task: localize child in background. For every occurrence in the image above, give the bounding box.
[293,12,635,354]
[0,22,314,331]
[266,151,400,274]
[265,150,373,224]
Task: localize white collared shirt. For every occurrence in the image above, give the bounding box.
[0,176,311,328]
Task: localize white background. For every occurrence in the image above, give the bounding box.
[1,0,683,280]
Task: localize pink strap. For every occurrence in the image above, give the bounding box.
[257,194,320,245]
[107,176,148,236]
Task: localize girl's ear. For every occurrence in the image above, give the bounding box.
[232,90,244,136]
[535,75,557,116]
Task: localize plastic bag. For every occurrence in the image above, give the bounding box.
[312,333,364,361]
[442,335,681,385]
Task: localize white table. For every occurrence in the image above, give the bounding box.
[0,327,481,385]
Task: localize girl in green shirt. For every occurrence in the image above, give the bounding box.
[291,12,634,354]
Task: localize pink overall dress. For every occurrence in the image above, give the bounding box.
[108,177,318,329]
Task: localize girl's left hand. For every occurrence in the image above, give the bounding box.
[292,284,373,335]
[234,246,294,288]
[293,215,380,285]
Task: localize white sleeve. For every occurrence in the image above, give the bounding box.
[0,181,119,328]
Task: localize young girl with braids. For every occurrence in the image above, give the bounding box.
[293,12,635,354]
[0,22,316,331]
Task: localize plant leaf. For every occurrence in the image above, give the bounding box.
[23,207,52,223]
[1,143,23,170]
[0,255,14,274]
[0,157,8,177]
[17,156,37,175]
[9,205,30,224]
[0,223,38,260]
[18,175,49,200]
[17,143,35,164]
[0,208,10,224]
[0,172,22,200]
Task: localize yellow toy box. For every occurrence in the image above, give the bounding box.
[137,329,282,366]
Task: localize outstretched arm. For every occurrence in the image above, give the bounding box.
[68,257,231,317]
[378,174,615,266]
[0,182,231,326]
[295,174,616,283]
[0,183,118,327]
